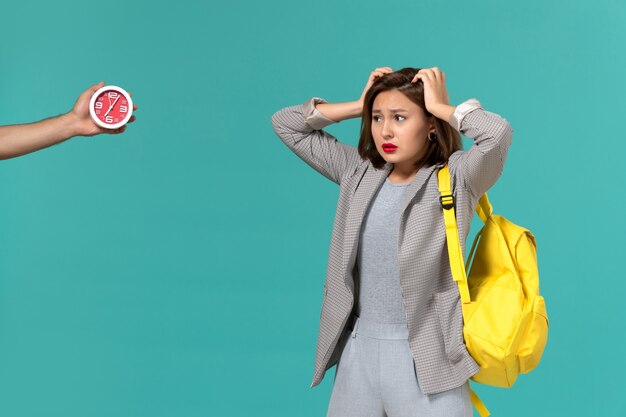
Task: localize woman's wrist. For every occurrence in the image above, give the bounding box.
[315,100,363,123]
[429,103,457,124]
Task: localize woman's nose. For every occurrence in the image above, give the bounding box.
[382,121,392,138]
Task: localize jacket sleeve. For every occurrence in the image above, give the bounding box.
[448,98,514,199]
[271,97,362,185]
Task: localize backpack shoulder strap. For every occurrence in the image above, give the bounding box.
[437,164,471,304]
[438,164,491,417]
[476,194,493,223]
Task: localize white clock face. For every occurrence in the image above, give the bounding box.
[89,85,133,129]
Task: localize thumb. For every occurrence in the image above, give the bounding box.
[90,81,105,93]
[79,81,104,101]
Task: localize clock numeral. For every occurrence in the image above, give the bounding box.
[109,92,119,99]
[106,116,113,123]
[95,102,103,109]
[120,106,128,113]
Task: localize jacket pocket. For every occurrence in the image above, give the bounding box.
[433,287,469,364]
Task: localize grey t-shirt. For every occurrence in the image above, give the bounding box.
[356,177,410,324]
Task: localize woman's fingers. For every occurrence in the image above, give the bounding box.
[413,67,445,84]
[412,72,429,83]
[360,67,394,102]
[413,69,430,83]
[421,68,435,81]
[371,67,393,78]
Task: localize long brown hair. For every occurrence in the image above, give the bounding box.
[358,67,462,171]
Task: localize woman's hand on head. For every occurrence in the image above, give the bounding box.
[358,67,394,108]
[411,67,450,116]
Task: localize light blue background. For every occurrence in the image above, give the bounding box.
[1,0,624,416]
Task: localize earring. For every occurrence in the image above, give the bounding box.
[428,131,438,143]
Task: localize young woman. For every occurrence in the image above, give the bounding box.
[271,67,513,417]
[0,82,137,159]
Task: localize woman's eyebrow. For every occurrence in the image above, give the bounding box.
[372,108,409,113]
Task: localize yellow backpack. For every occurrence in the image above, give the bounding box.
[437,164,549,417]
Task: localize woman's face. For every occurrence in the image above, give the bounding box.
[371,89,433,169]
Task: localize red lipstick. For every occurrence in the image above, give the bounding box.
[382,143,398,153]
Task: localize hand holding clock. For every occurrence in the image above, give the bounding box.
[0,81,138,160]
[70,81,137,136]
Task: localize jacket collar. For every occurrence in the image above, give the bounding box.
[382,161,445,215]
[342,160,445,281]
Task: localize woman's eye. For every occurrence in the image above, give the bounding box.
[373,115,404,122]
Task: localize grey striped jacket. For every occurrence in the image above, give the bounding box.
[271,96,513,394]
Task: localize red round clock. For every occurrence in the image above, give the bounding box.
[89,85,133,129]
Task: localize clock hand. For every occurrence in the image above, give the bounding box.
[104,95,121,117]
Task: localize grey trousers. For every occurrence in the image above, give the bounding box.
[326,316,473,417]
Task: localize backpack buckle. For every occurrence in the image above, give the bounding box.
[440,194,455,210]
